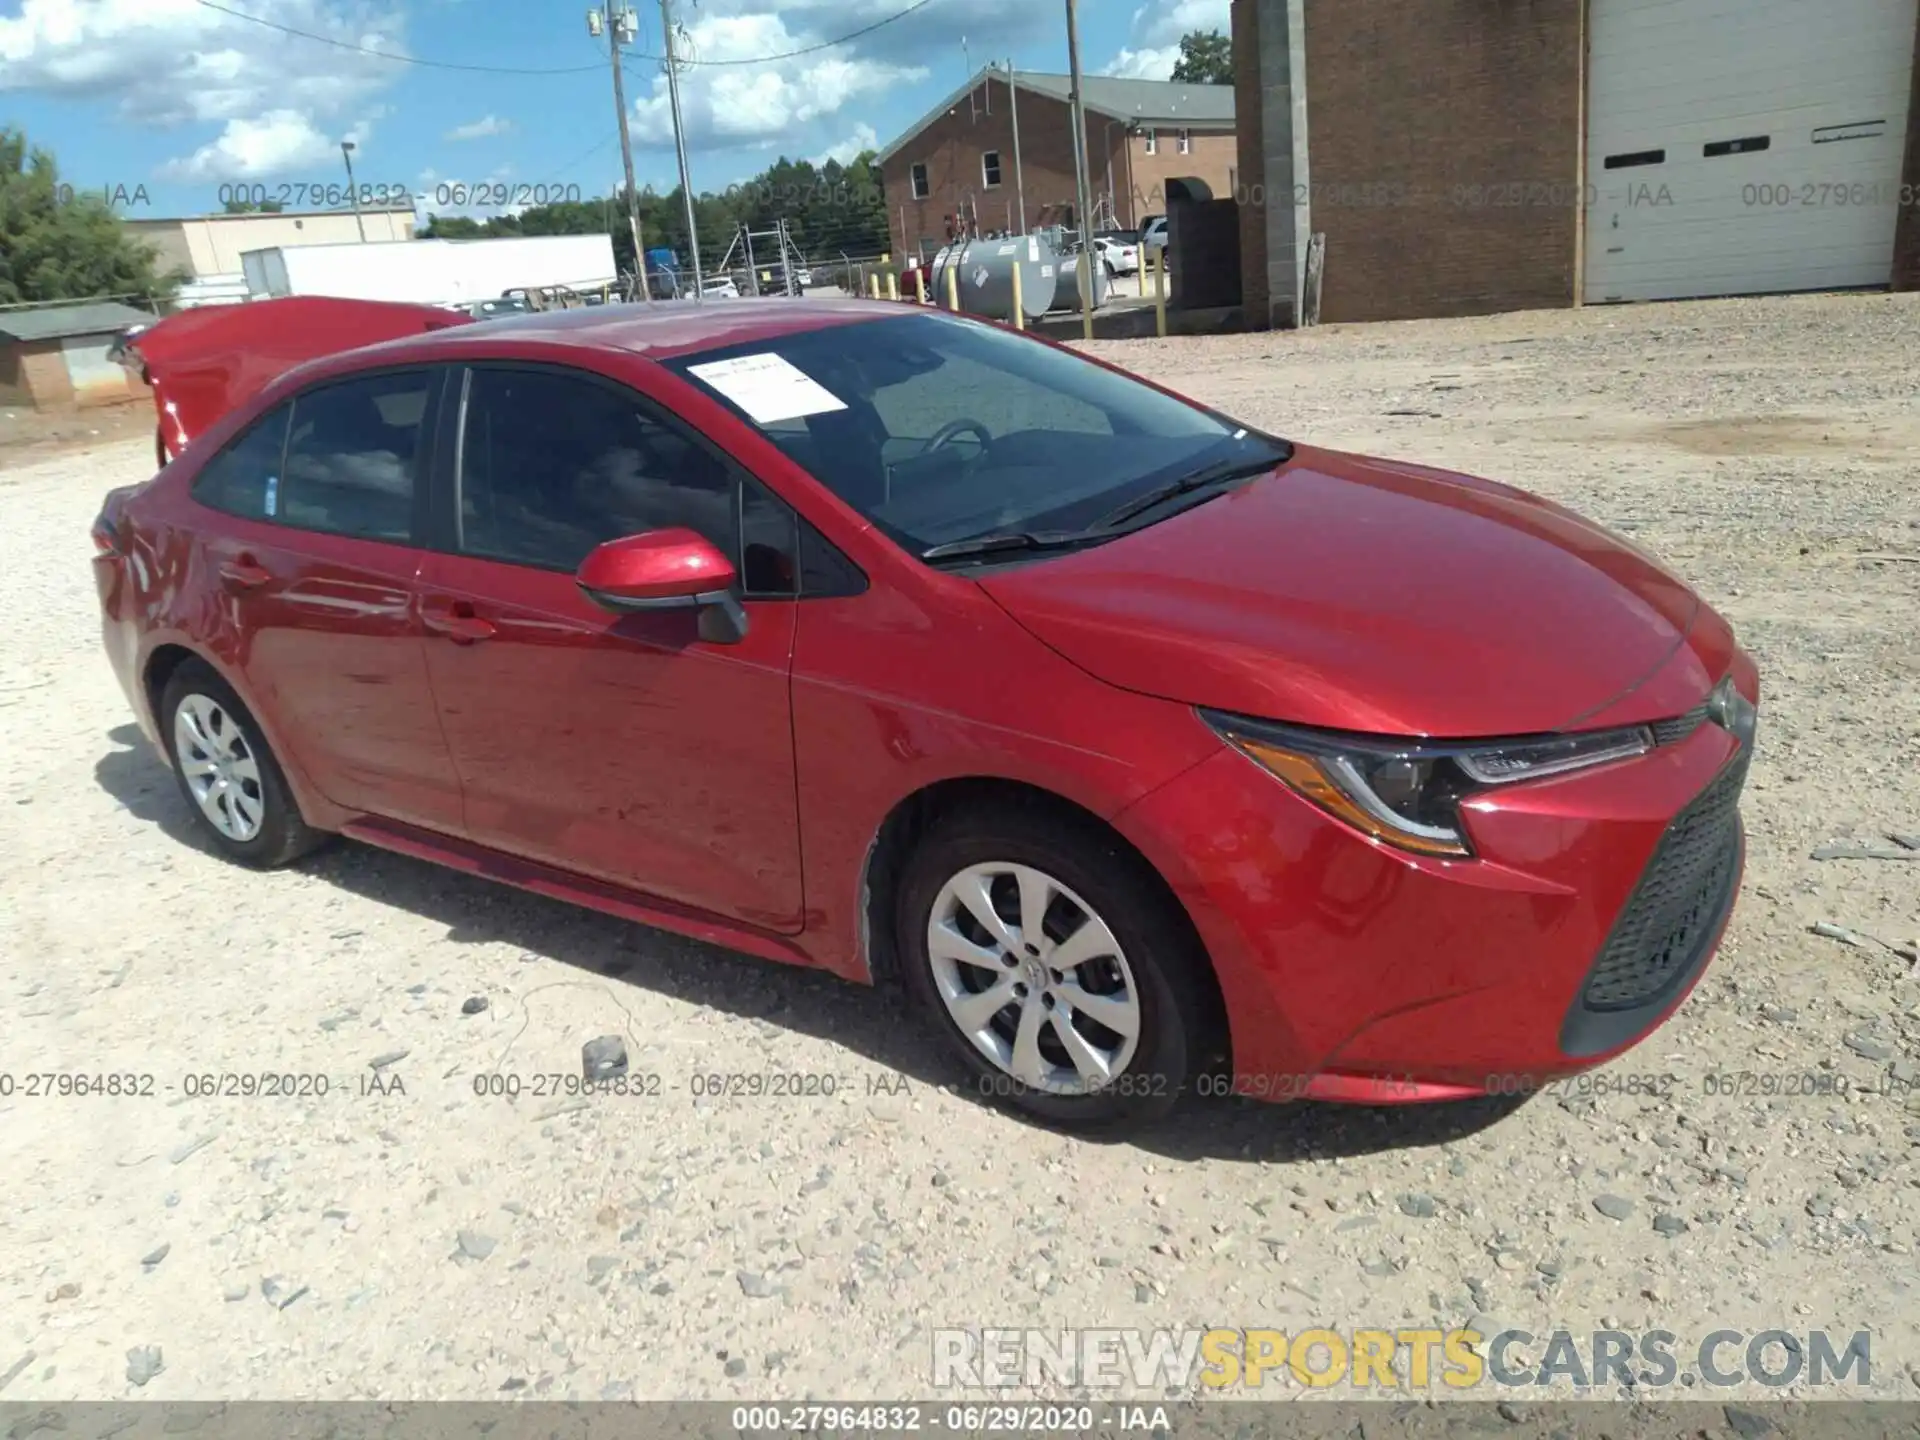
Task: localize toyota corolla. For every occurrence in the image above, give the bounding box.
[93,296,1757,1132]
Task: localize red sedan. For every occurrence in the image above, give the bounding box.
[94,296,1757,1133]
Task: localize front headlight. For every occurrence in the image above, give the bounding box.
[1201,711,1656,859]
[1706,674,1757,750]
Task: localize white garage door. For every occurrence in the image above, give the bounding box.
[1585,0,1919,303]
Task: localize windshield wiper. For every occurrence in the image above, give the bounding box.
[1090,451,1287,532]
[921,530,1094,564]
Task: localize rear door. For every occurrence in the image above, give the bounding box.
[415,362,807,931]
[189,366,464,832]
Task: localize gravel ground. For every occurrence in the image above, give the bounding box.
[1,291,1916,1405]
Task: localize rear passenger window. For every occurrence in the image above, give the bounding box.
[191,406,290,519]
[279,371,432,543]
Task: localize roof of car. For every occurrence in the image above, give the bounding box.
[407,295,899,361]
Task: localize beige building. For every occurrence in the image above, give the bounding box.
[125,207,416,280]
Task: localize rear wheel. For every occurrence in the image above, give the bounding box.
[159,661,325,868]
[895,802,1212,1132]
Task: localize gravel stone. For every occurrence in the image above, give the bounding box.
[125,1347,163,1387]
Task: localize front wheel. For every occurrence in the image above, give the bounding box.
[895,803,1213,1132]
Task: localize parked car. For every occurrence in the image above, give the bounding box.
[96,296,1757,1133]
[699,277,740,299]
[467,297,533,319]
[1093,236,1140,277]
[1140,214,1169,256]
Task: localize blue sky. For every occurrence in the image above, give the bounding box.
[1,0,1228,220]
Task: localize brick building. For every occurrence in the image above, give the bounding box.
[1235,0,1920,327]
[877,69,1236,261]
[0,302,153,411]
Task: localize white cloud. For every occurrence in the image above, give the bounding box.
[628,10,928,149]
[158,110,340,181]
[445,114,513,141]
[613,0,1045,157]
[413,163,528,221]
[809,122,878,167]
[0,0,408,181]
[1100,0,1229,81]
[1106,47,1178,81]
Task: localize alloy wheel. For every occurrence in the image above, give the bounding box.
[926,861,1142,1093]
[172,693,265,842]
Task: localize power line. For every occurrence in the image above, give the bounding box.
[635,0,940,66]
[189,0,941,75]
[187,0,605,73]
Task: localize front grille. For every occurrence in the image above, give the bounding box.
[1650,702,1710,747]
[1577,749,1747,1012]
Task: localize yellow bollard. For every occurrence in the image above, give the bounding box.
[869,272,881,299]
[1078,252,1093,341]
[886,272,899,302]
[1151,249,1168,338]
[1011,262,1024,331]
[945,261,960,312]
[914,269,927,305]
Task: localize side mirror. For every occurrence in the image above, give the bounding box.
[575,528,749,643]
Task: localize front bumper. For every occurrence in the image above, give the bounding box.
[1116,673,1756,1104]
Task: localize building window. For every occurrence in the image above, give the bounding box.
[910,163,930,199]
[1177,129,1191,155]
[982,151,1002,188]
[1142,128,1157,155]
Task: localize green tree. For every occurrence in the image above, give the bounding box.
[1169,28,1232,85]
[222,198,285,213]
[418,213,486,238]
[0,128,182,305]
[413,149,892,283]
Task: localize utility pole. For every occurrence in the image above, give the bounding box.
[1063,0,1098,337]
[589,6,653,303]
[659,0,704,300]
[1008,58,1026,233]
[340,141,366,241]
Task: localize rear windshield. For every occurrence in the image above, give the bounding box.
[666,311,1281,553]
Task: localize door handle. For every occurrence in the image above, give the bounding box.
[218,555,272,590]
[421,601,496,644]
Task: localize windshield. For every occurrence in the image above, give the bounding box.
[666,311,1288,555]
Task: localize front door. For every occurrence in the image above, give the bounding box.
[417,363,805,933]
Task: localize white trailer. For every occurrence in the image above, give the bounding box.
[239,235,617,307]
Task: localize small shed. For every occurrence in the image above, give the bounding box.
[0,302,155,410]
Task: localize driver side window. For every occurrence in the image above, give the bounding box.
[458,366,765,579]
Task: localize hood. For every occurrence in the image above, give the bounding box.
[120,297,471,458]
[979,445,1711,738]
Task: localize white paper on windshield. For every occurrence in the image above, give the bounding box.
[687,352,847,425]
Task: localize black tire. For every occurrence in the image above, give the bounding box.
[895,800,1214,1133]
[156,427,168,469]
[158,660,326,869]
